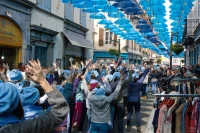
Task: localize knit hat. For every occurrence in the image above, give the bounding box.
[0,79,3,83]
[95,88,105,96]
[132,72,139,79]
[62,70,70,77]
[141,67,145,73]
[9,69,22,82]
[19,86,40,106]
[90,79,98,90]
[91,71,99,78]
[113,72,120,79]
[101,69,106,76]
[105,74,114,81]
[0,82,20,115]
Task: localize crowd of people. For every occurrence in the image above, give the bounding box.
[0,57,200,133]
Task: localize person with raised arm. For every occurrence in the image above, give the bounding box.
[0,59,69,133]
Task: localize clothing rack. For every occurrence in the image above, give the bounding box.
[171,78,200,82]
[153,94,200,97]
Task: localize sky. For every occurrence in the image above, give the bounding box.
[164,0,173,33]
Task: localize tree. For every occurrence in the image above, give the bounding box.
[108,48,120,57]
[170,44,184,55]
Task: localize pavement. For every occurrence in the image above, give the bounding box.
[72,92,155,133]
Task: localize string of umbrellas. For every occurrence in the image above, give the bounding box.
[62,0,173,57]
[139,0,195,58]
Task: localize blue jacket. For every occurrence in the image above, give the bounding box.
[62,83,73,104]
[128,68,150,102]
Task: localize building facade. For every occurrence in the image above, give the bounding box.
[182,0,200,66]
[0,0,94,69]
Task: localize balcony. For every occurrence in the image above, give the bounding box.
[128,48,143,56]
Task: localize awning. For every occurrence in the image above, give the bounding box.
[62,32,94,49]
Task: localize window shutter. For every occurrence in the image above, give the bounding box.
[113,34,117,47]
[99,28,104,46]
[37,0,45,9]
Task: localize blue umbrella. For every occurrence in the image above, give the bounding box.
[98,20,113,25]
[90,13,106,19]
[125,11,143,15]
[104,24,117,29]
[108,12,124,18]
[91,0,107,5]
[82,7,100,13]
[118,1,137,8]
[139,29,153,33]
[138,19,147,24]
[101,6,118,12]
[110,28,122,32]
[119,24,132,29]
[114,18,130,25]
[136,24,151,29]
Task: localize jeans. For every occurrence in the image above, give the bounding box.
[87,109,91,133]
[151,83,157,94]
[110,103,124,133]
[91,122,109,133]
[79,100,87,131]
[127,100,141,127]
[141,84,148,96]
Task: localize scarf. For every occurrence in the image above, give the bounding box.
[23,105,43,120]
[0,114,19,126]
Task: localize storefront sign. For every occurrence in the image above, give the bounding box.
[65,43,82,57]
[0,16,22,47]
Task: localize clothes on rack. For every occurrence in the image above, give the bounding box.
[152,94,200,133]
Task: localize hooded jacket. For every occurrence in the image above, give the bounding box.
[82,79,122,123]
[128,68,150,102]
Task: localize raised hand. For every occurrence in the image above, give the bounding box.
[26,59,46,84]
[3,63,9,70]
[120,73,126,81]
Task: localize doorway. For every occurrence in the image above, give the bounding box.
[0,46,17,69]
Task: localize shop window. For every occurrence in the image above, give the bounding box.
[65,4,74,21]
[80,10,86,27]
[105,32,114,45]
[37,0,51,12]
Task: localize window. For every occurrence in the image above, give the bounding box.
[173,58,178,63]
[37,0,51,12]
[80,10,86,27]
[65,4,74,21]
[105,32,114,45]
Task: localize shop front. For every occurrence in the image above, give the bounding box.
[30,25,58,67]
[0,15,22,69]
[0,0,31,69]
[62,20,94,69]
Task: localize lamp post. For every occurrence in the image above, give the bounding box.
[170,32,179,69]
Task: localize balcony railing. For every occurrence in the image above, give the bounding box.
[128,48,143,56]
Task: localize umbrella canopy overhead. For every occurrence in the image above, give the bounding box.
[90,13,106,19]
[98,20,113,25]
[108,12,125,18]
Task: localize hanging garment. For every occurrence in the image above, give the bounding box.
[181,102,188,133]
[175,103,185,133]
[185,102,193,133]
[189,99,198,133]
[171,106,178,133]
[156,105,168,133]
[152,108,160,133]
